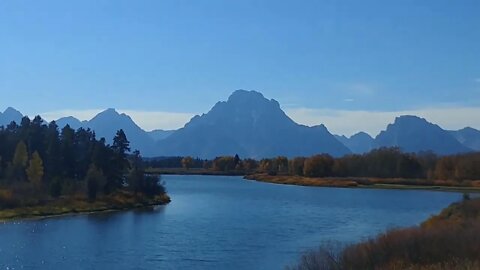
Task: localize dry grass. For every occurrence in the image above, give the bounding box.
[245,174,358,188]
[246,174,480,193]
[287,198,480,270]
[0,190,170,221]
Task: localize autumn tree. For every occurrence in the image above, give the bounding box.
[289,157,306,176]
[434,156,455,180]
[213,156,236,171]
[274,156,289,174]
[303,154,334,177]
[241,158,258,172]
[26,151,44,190]
[181,156,194,170]
[259,159,273,173]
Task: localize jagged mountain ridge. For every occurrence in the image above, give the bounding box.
[156,90,351,158]
[374,115,472,155]
[335,132,374,154]
[1,91,479,157]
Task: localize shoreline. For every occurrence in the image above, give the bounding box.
[0,192,171,222]
[152,168,480,193]
[244,174,480,193]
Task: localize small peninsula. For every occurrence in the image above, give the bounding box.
[0,117,169,221]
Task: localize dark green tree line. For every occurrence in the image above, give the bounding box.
[0,116,165,208]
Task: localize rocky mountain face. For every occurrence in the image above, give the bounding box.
[156,90,351,158]
[374,115,472,155]
[1,92,478,158]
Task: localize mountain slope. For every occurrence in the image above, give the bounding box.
[336,132,374,154]
[55,116,87,130]
[374,115,472,155]
[157,90,351,158]
[0,107,23,127]
[148,129,175,141]
[85,108,156,156]
[450,127,480,151]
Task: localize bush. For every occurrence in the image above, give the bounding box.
[288,198,480,270]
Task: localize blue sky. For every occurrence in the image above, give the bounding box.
[1,0,479,135]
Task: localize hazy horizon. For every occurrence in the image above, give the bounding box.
[3,90,480,137]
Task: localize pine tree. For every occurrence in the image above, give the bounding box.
[12,141,28,182]
[85,163,105,200]
[110,129,131,189]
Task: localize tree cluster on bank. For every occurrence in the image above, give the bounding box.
[0,116,165,209]
[147,148,480,181]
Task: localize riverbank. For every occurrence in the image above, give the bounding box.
[245,173,480,193]
[288,197,480,269]
[0,191,171,221]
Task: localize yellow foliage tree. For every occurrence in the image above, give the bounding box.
[13,141,28,168]
[181,156,194,170]
[26,151,44,189]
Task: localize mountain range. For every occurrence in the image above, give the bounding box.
[0,90,479,157]
[155,90,350,158]
[335,132,374,154]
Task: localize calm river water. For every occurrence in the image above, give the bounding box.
[0,175,462,269]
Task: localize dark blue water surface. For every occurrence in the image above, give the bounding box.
[0,175,462,269]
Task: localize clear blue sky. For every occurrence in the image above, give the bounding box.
[1,0,479,134]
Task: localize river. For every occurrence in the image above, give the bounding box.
[0,175,462,269]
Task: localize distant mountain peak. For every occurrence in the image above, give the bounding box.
[4,107,21,114]
[351,131,373,139]
[459,127,477,132]
[450,126,480,151]
[58,116,80,121]
[158,90,350,158]
[335,131,374,154]
[101,108,120,115]
[311,124,329,131]
[375,115,471,155]
[227,89,280,108]
[0,107,24,126]
[55,116,85,130]
[228,89,265,101]
[394,115,427,124]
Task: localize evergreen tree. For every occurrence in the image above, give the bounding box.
[60,125,76,179]
[85,163,105,200]
[44,121,61,180]
[12,141,28,182]
[110,129,130,189]
[127,150,146,194]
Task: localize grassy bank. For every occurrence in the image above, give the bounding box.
[245,174,480,193]
[288,197,480,270]
[0,190,170,221]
